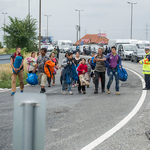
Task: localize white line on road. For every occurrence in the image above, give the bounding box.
[0,84,29,93]
[81,67,147,150]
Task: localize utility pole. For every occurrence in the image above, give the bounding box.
[39,0,41,51]
[28,0,30,16]
[145,23,150,40]
[127,1,137,39]
[75,9,84,45]
[44,15,51,37]
[2,12,7,37]
[85,29,87,35]
[76,25,79,42]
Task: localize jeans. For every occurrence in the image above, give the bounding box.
[62,80,72,91]
[107,68,119,91]
[95,71,105,92]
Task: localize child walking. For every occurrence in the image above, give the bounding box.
[77,58,88,94]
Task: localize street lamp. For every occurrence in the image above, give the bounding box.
[28,0,30,16]
[2,12,7,36]
[127,1,137,39]
[39,0,41,51]
[44,14,51,37]
[75,9,84,45]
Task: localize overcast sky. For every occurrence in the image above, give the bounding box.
[0,0,150,44]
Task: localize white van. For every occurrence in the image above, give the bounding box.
[108,39,138,51]
[118,44,137,60]
[54,40,73,53]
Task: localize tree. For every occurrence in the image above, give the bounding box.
[2,15,37,52]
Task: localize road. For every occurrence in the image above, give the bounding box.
[0,53,150,150]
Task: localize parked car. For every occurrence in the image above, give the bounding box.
[47,44,54,52]
[118,44,137,60]
[70,46,76,54]
[131,49,145,63]
[61,45,71,53]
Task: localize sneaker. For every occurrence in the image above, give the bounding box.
[72,84,75,88]
[106,89,111,94]
[48,84,51,87]
[40,88,45,93]
[83,91,86,94]
[11,92,15,96]
[94,91,98,94]
[68,91,73,95]
[87,85,89,88]
[78,90,81,93]
[20,90,23,93]
[61,90,67,95]
[115,91,120,95]
[52,83,55,86]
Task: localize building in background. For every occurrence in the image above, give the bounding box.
[75,34,109,46]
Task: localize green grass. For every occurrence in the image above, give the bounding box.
[0,71,28,89]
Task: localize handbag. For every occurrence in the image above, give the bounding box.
[79,74,90,86]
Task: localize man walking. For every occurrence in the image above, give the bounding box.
[105,46,121,95]
[33,48,49,93]
[139,47,150,90]
[93,48,106,94]
[11,47,24,96]
[51,48,58,58]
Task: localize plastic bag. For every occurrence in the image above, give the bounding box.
[13,56,22,73]
[117,67,128,81]
[26,73,38,85]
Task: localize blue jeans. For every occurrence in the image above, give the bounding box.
[62,80,72,91]
[107,68,119,91]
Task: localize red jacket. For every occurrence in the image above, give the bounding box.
[77,63,87,75]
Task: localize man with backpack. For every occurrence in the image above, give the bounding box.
[11,47,24,96]
[33,48,49,93]
[139,47,150,90]
[105,46,122,95]
[61,52,75,95]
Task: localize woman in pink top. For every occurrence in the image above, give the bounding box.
[27,52,37,73]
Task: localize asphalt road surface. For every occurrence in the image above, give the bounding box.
[0,53,150,150]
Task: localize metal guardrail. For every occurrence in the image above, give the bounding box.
[0,54,11,64]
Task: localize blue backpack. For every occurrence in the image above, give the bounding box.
[13,56,22,73]
[117,66,128,81]
[26,73,38,85]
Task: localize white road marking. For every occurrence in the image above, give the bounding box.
[0,84,29,93]
[81,67,147,150]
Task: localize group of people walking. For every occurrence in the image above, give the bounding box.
[10,45,150,96]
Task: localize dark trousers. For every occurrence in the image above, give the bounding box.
[78,78,85,91]
[47,77,51,85]
[95,71,105,92]
[145,74,150,89]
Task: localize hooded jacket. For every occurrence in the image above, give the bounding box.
[44,60,55,78]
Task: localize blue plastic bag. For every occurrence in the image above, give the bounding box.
[26,73,38,85]
[117,67,128,81]
[13,56,22,73]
